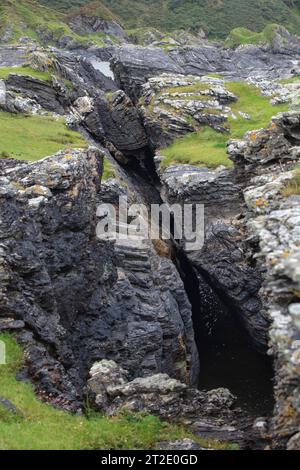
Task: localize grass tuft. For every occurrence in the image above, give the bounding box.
[102,158,117,181]
[282,166,300,197]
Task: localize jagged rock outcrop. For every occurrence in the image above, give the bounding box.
[158,162,269,351]
[228,111,300,449]
[160,165,241,221]
[0,146,199,408]
[4,74,71,114]
[2,37,300,449]
[139,74,237,148]
[54,50,118,93]
[229,111,300,179]
[68,14,127,42]
[95,90,149,153]
[112,43,300,101]
[0,88,43,115]
[112,46,183,101]
[264,25,300,55]
[87,360,235,421]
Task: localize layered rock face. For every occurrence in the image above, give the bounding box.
[0,146,199,408]
[67,15,127,41]
[112,46,183,101]
[139,74,237,148]
[4,74,71,114]
[228,112,300,448]
[158,161,269,351]
[112,42,300,101]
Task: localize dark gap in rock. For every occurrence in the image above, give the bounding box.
[97,138,275,418]
[120,146,160,186]
[285,125,300,145]
[173,245,275,418]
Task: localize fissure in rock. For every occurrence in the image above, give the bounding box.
[114,145,275,418]
[174,246,275,417]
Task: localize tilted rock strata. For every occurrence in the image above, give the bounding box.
[159,163,269,351]
[0,147,199,407]
[139,74,237,148]
[112,44,300,102]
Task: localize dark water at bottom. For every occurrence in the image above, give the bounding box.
[198,317,275,417]
[178,260,275,417]
[174,247,275,418]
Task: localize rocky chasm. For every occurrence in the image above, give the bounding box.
[0,36,300,450]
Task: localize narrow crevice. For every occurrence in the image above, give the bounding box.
[175,245,275,417]
[94,134,276,418]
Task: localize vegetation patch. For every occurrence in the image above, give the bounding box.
[0,0,110,47]
[0,333,236,450]
[0,111,87,161]
[102,158,117,181]
[42,0,300,39]
[282,166,300,197]
[225,23,280,48]
[280,75,300,85]
[0,66,52,82]
[161,81,289,168]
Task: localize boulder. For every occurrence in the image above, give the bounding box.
[87,360,235,421]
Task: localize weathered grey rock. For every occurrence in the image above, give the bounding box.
[87,360,235,421]
[5,74,69,114]
[0,90,43,115]
[0,318,25,331]
[159,162,268,350]
[68,15,127,42]
[0,45,34,67]
[139,74,237,147]
[157,439,207,450]
[54,50,118,94]
[160,165,241,221]
[112,43,300,101]
[228,111,300,448]
[95,90,148,153]
[112,46,183,101]
[0,146,199,409]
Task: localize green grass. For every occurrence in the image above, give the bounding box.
[282,166,300,196]
[0,333,237,450]
[225,23,280,48]
[162,81,289,168]
[0,111,87,161]
[102,158,117,181]
[166,83,210,95]
[0,66,52,82]
[280,75,300,84]
[79,0,300,39]
[0,0,110,47]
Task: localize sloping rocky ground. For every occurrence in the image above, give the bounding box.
[0,36,300,449]
[111,39,300,101]
[139,74,237,148]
